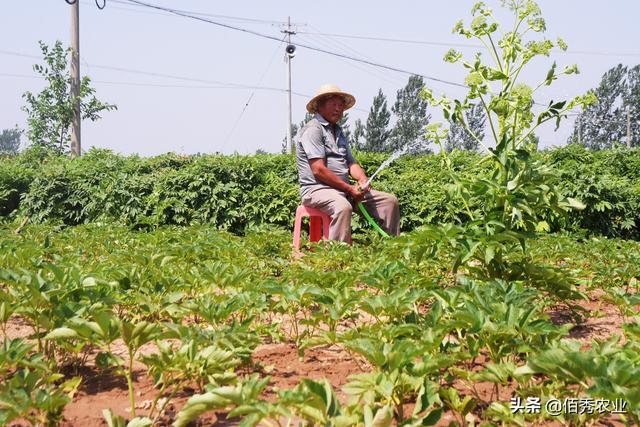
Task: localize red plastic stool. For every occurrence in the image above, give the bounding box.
[292,205,331,253]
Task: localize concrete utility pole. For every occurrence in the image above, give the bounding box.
[283,17,296,154]
[577,116,582,145]
[627,106,632,148]
[70,0,81,157]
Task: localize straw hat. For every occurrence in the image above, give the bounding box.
[306,84,356,113]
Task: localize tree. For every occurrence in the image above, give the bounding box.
[568,64,628,149]
[0,127,22,155]
[351,118,365,147]
[390,75,431,152]
[622,64,640,146]
[445,103,486,151]
[21,40,117,154]
[281,113,313,154]
[337,112,352,144]
[361,89,391,152]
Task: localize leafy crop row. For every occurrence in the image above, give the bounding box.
[1,224,639,425]
[1,144,639,238]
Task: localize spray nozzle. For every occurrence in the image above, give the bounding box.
[357,181,371,192]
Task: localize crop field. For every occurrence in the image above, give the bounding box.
[2,1,640,426]
[1,223,639,426]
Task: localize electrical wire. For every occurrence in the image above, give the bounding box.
[0,49,245,87]
[297,30,640,58]
[66,0,107,9]
[296,33,403,87]
[110,0,290,25]
[298,31,483,49]
[0,72,312,97]
[0,49,323,97]
[300,24,405,86]
[111,0,597,116]
[223,36,287,145]
[0,48,574,114]
[120,0,469,90]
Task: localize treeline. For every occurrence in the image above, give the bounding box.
[283,75,486,154]
[1,144,639,239]
[279,63,640,155]
[569,64,640,149]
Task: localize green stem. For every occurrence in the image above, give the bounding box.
[459,114,490,153]
[127,351,136,417]
[149,383,167,421]
[505,16,526,75]
[485,33,503,73]
[152,387,179,424]
[513,108,518,150]
[516,105,573,147]
[437,143,475,220]
[478,93,499,145]
[36,325,42,353]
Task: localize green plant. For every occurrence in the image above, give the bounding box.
[141,338,240,423]
[420,0,595,279]
[22,41,116,154]
[0,338,80,426]
[173,374,270,427]
[119,320,163,417]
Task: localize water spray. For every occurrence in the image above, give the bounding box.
[356,140,424,237]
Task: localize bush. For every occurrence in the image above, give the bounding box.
[1,146,639,239]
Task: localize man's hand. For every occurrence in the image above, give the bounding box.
[348,184,365,203]
[357,178,371,193]
[349,163,371,193]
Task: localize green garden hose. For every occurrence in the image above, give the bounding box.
[357,202,390,238]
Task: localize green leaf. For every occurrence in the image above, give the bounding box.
[369,404,393,427]
[102,409,126,427]
[565,197,586,210]
[421,407,443,426]
[44,327,78,340]
[535,221,550,232]
[173,392,231,427]
[127,418,152,427]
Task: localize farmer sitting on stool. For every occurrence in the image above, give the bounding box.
[296,84,400,243]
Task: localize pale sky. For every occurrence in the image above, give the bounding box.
[1,0,639,155]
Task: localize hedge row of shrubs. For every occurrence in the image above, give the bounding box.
[1,144,639,238]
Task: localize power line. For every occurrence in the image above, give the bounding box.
[297,30,640,58]
[300,24,406,86]
[0,50,40,60]
[108,0,294,25]
[0,49,265,89]
[298,31,484,49]
[0,42,576,115]
[0,51,573,116]
[224,36,287,145]
[295,34,403,87]
[0,71,309,94]
[120,0,469,90]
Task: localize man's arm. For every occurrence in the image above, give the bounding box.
[310,158,364,202]
[349,163,370,191]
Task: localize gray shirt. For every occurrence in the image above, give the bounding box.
[296,113,357,198]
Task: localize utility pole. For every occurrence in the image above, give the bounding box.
[627,106,632,148]
[283,17,296,154]
[577,116,582,145]
[70,0,81,157]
